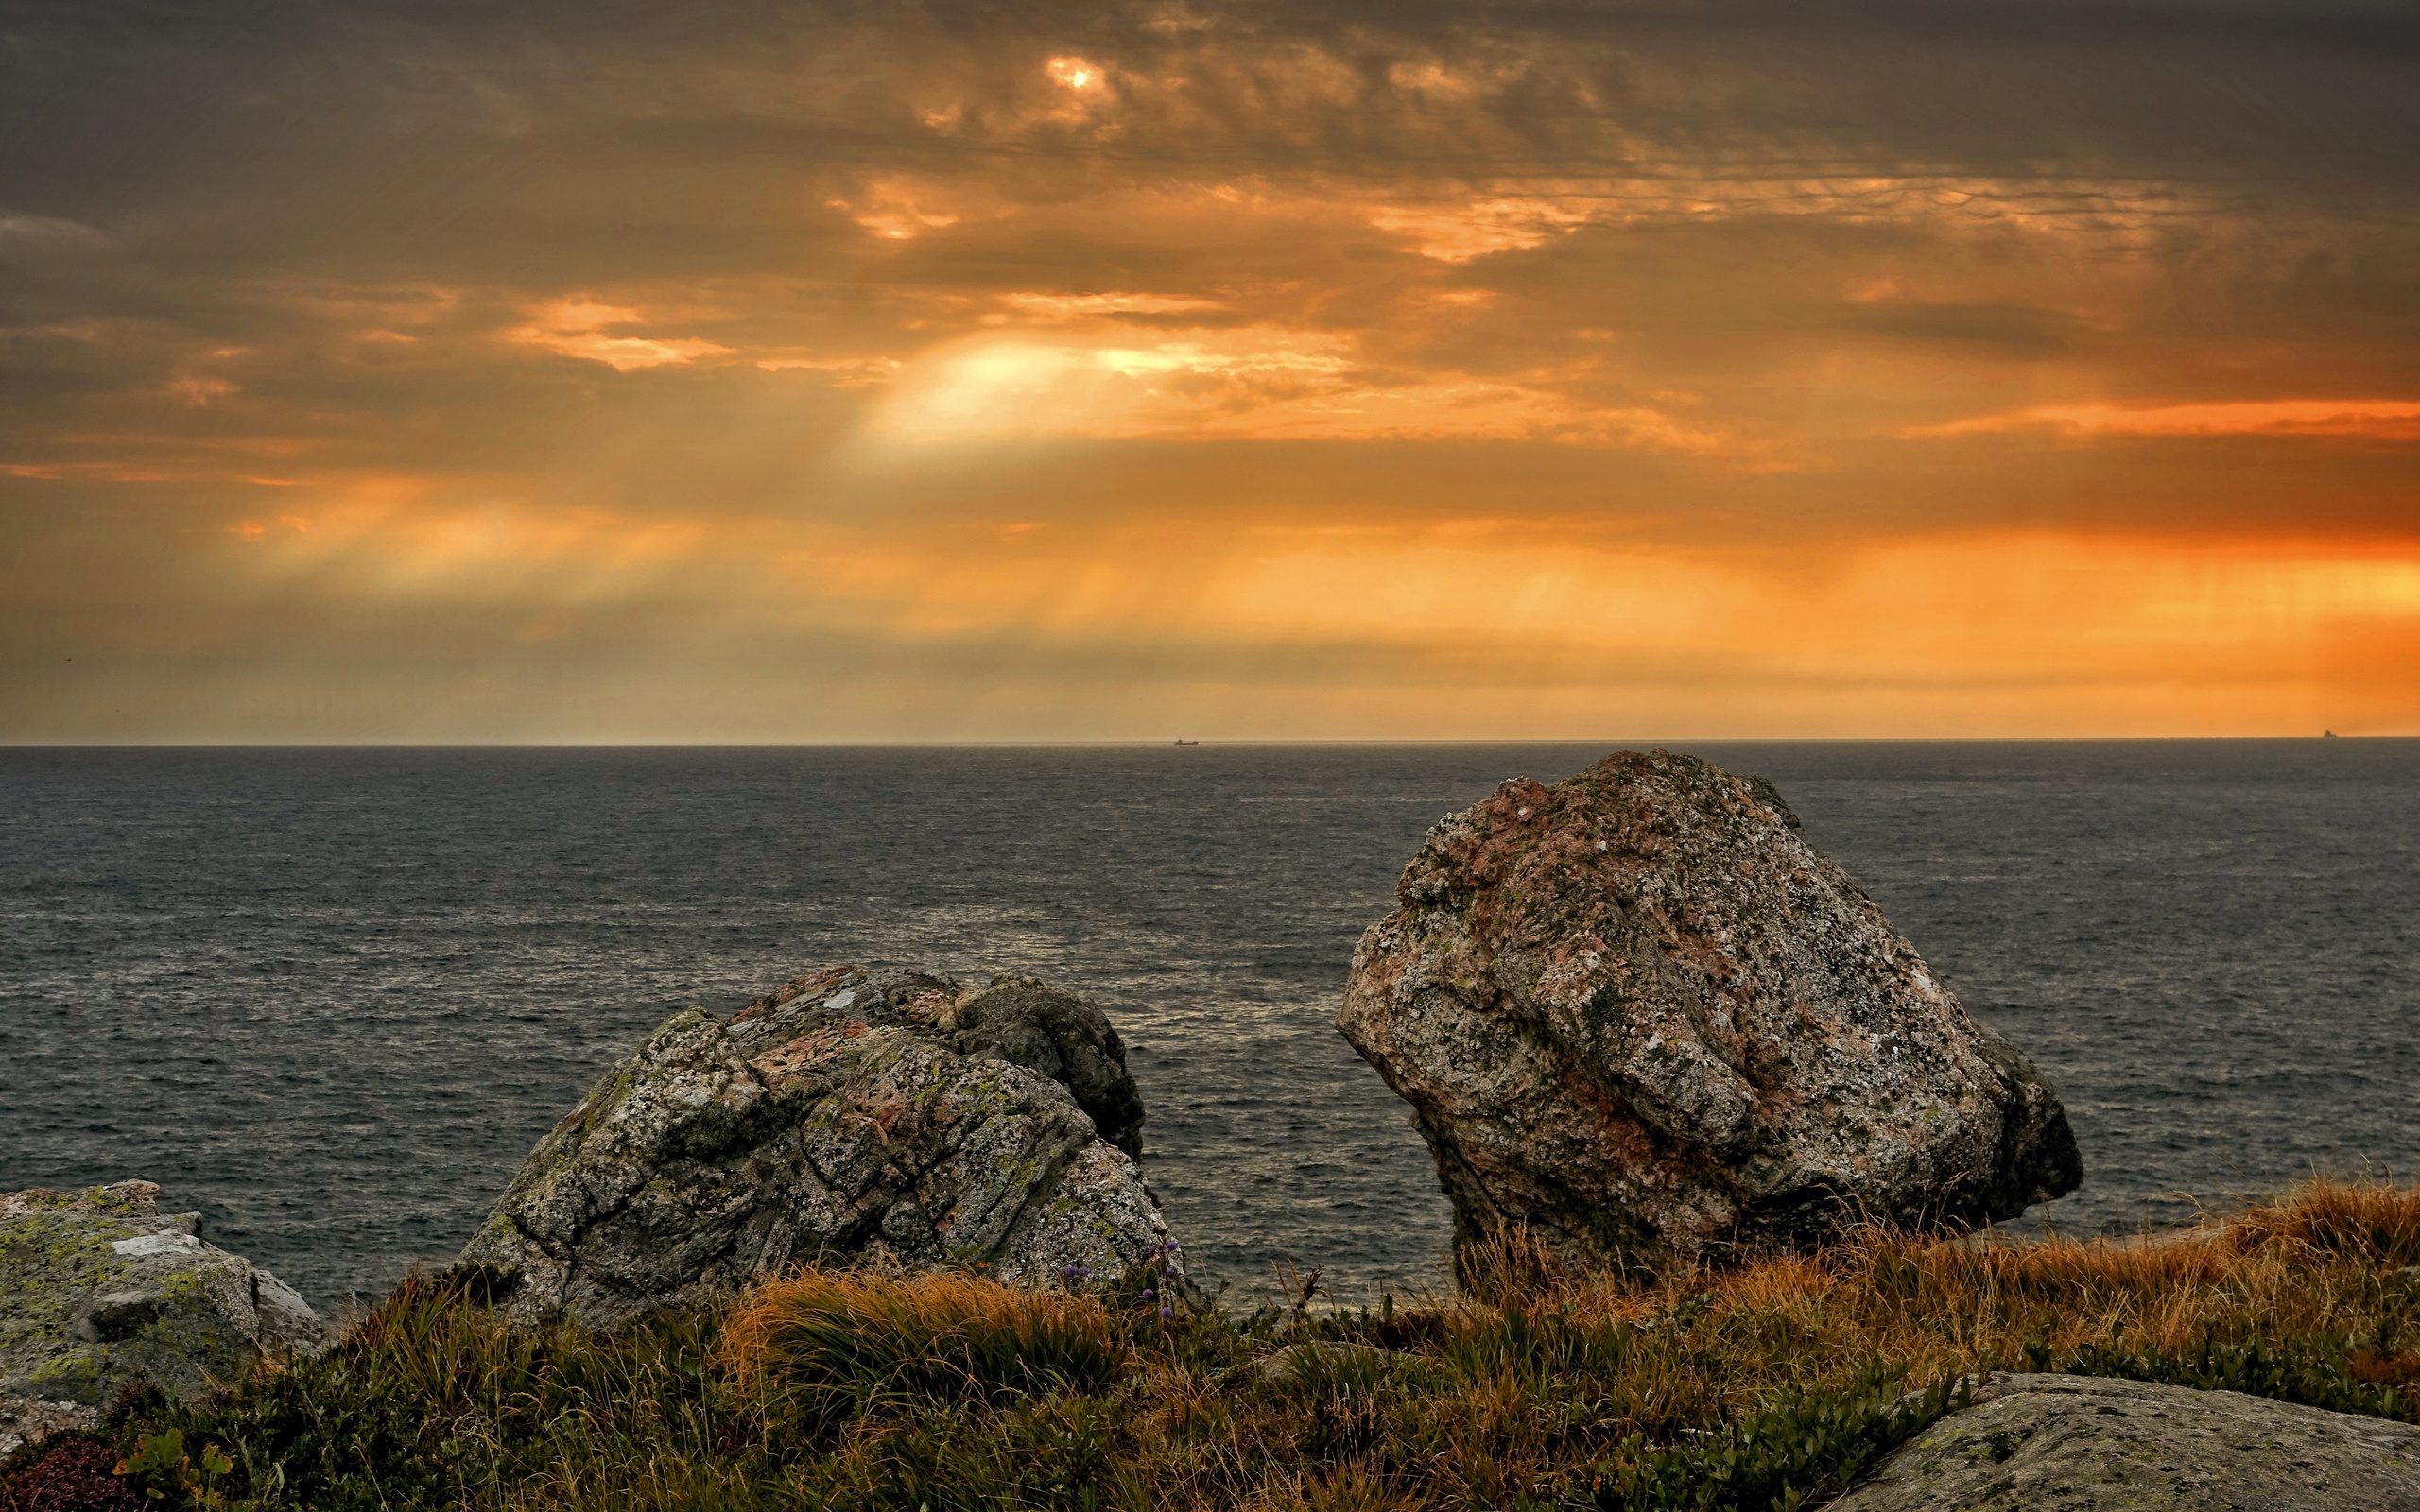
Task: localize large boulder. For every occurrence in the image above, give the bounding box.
[1338,750,2080,1277]
[1831,1372,2420,1510]
[457,964,1184,1329]
[0,1182,327,1456]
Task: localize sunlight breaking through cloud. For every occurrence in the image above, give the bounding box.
[510,301,734,371]
[4,0,2415,737]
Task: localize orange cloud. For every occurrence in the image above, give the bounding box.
[509,301,733,371]
[168,376,236,407]
[7,462,174,483]
[225,515,312,541]
[866,332,1728,450]
[1365,196,1598,262]
[1912,400,2420,439]
[998,291,1228,320]
[207,480,719,601]
[832,179,966,240]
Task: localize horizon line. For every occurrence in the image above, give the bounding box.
[2,733,2410,750]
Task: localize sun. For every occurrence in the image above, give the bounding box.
[1046,55,1105,91]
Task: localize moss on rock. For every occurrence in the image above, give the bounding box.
[0,1182,327,1456]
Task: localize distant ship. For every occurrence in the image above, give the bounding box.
[1173,739,1199,746]
[2324,730,2339,739]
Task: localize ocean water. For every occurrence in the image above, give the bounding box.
[3,741,2414,1308]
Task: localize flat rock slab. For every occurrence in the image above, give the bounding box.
[1832,1372,2420,1512]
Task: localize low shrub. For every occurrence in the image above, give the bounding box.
[0,1436,139,1512]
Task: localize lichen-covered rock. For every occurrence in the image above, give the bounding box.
[1831,1372,2420,1510]
[0,1182,327,1455]
[1339,750,2081,1277]
[730,966,1147,1159]
[458,964,1184,1329]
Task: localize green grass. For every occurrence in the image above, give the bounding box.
[36,1178,2420,1511]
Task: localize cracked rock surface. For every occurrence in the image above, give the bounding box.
[0,1181,327,1455]
[456,964,1183,1329]
[1831,1372,2420,1511]
[1339,749,2082,1277]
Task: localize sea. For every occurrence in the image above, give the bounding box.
[4,741,2415,1310]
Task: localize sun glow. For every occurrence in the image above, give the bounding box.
[866,334,1727,449]
[1046,56,1107,91]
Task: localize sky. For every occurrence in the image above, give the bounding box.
[3,0,2416,741]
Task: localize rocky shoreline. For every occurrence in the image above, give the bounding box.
[7,750,2413,1509]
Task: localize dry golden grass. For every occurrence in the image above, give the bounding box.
[1081,1179,2420,1510]
[721,1267,1131,1411]
[92,1178,2420,1512]
[1528,1174,2420,1400]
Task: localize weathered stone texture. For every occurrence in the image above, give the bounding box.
[458,964,1182,1329]
[1339,749,2081,1276]
[1832,1372,2420,1511]
[0,1182,326,1455]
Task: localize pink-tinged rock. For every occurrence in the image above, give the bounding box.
[1339,750,2080,1279]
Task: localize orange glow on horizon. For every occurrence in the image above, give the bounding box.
[120,484,2413,738]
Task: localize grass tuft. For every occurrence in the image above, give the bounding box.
[721,1269,1130,1422]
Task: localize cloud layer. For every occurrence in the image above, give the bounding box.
[3,0,2416,737]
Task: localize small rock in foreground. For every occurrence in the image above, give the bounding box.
[457,964,1184,1330]
[0,1182,327,1457]
[1832,1372,2420,1510]
[1340,749,2081,1278]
